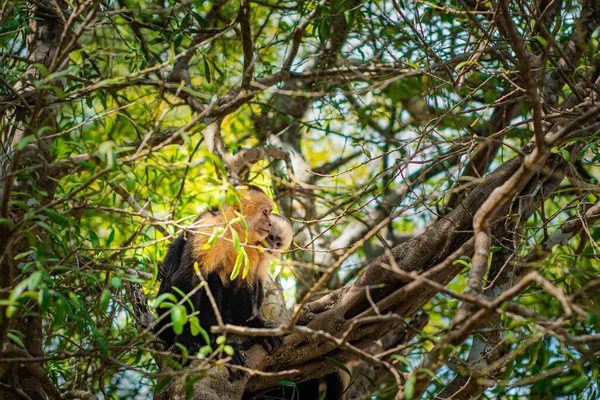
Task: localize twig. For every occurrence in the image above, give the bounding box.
[498,0,545,150]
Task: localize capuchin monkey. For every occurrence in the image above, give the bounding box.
[154,185,293,379]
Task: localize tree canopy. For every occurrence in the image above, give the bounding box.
[1,0,600,399]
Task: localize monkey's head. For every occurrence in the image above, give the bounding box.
[234,185,274,243]
[264,214,293,256]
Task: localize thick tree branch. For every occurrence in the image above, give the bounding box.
[238,0,255,86]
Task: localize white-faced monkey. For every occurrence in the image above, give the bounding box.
[155,185,292,379]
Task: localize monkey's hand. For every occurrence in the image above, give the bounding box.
[257,335,284,354]
[246,316,284,354]
[226,347,247,381]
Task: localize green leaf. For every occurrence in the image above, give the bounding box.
[171,305,187,335]
[125,172,135,193]
[278,379,298,399]
[14,249,34,260]
[53,297,67,329]
[42,208,69,227]
[231,228,241,252]
[174,343,189,361]
[98,141,117,169]
[199,345,212,357]
[100,289,111,312]
[174,33,184,48]
[195,317,210,345]
[33,63,49,77]
[154,377,174,394]
[179,86,212,100]
[202,227,224,250]
[110,276,121,289]
[68,292,81,309]
[7,280,28,317]
[7,332,25,348]
[226,188,241,206]
[8,200,28,211]
[318,18,330,43]
[530,35,547,47]
[241,249,250,279]
[16,135,36,151]
[278,380,297,387]
[453,256,472,267]
[172,286,196,312]
[232,211,248,233]
[106,229,115,247]
[404,375,416,400]
[551,375,577,388]
[407,61,419,70]
[325,357,351,378]
[189,316,202,336]
[538,346,549,370]
[230,250,244,280]
[35,221,57,236]
[203,57,212,84]
[38,286,50,312]
[169,41,175,66]
[191,11,208,27]
[359,371,376,387]
[563,376,588,394]
[223,345,234,356]
[0,219,16,229]
[155,292,178,308]
[95,334,109,355]
[205,153,227,177]
[89,230,100,248]
[36,241,47,263]
[184,375,204,400]
[455,61,473,71]
[390,354,411,366]
[27,271,42,291]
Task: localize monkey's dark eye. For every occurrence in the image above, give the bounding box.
[268,234,275,241]
[263,209,268,216]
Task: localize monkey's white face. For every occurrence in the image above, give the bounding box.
[265,214,292,254]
